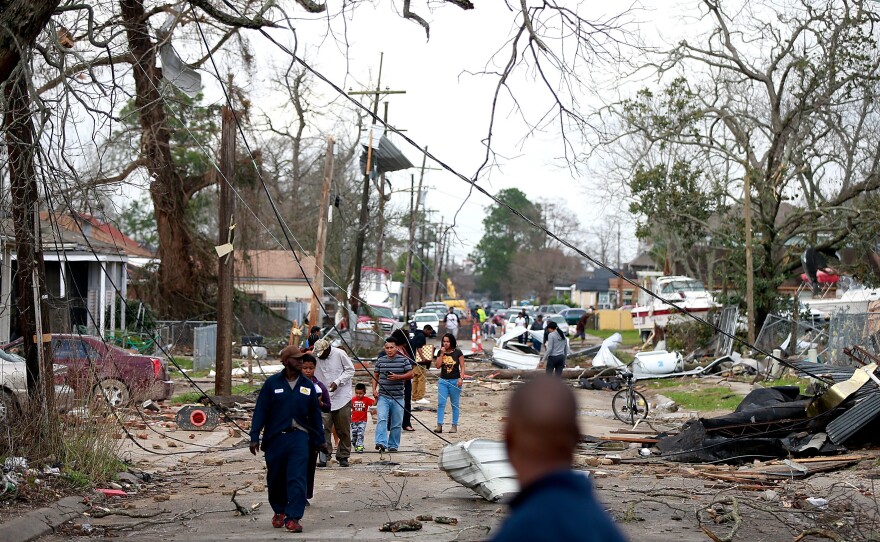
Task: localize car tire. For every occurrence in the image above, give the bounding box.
[0,390,19,423]
[92,379,131,408]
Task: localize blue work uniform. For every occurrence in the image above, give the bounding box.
[491,469,627,542]
[250,371,325,520]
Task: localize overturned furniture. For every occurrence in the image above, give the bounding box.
[439,439,518,502]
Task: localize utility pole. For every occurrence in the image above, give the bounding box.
[744,170,756,344]
[402,173,417,320]
[215,79,236,397]
[348,53,405,315]
[310,137,335,327]
[431,220,444,301]
[375,102,389,268]
[5,68,54,410]
[616,222,623,308]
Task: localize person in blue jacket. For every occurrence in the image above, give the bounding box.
[491,376,627,542]
[250,346,327,533]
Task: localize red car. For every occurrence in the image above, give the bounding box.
[2,334,173,407]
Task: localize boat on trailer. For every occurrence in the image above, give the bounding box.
[631,275,719,341]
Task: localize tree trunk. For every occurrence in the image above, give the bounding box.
[5,67,55,408]
[0,0,60,85]
[120,0,206,317]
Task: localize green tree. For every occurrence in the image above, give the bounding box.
[471,188,544,298]
[629,160,721,276]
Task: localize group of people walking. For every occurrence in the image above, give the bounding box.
[248,322,467,533]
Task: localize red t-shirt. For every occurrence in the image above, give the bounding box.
[351,395,375,423]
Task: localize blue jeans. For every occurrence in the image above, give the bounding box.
[437,378,461,425]
[375,395,404,449]
[264,431,309,519]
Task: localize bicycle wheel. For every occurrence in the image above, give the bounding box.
[612,389,649,425]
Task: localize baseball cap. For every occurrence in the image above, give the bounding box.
[280,345,306,359]
[312,339,331,357]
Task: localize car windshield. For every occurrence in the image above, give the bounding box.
[413,314,436,323]
[360,305,394,319]
[660,279,706,294]
[549,315,565,324]
[566,309,585,315]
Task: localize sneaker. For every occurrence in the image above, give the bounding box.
[415,398,430,405]
[388,448,398,453]
[375,444,386,452]
[355,446,364,453]
[316,460,327,468]
[338,458,350,467]
[433,425,443,433]
[450,425,458,434]
[271,513,285,528]
[285,518,303,533]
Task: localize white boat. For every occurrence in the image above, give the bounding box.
[490,328,545,370]
[799,284,880,318]
[438,439,518,502]
[631,275,719,340]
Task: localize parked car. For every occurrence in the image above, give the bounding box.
[356,304,398,335]
[559,307,588,325]
[0,348,75,422]
[2,334,173,407]
[487,300,506,316]
[536,304,571,318]
[545,314,571,335]
[411,312,441,333]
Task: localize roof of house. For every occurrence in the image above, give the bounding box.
[574,268,637,291]
[0,215,125,256]
[41,212,154,258]
[235,249,315,281]
[628,252,657,269]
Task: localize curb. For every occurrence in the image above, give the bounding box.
[0,495,90,542]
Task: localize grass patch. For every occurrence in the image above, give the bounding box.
[168,357,193,371]
[764,376,811,391]
[172,382,262,405]
[173,392,205,405]
[665,387,744,412]
[644,378,691,390]
[586,329,642,346]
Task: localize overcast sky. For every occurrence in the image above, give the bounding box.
[198,0,703,266]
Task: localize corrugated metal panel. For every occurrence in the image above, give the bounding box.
[438,439,518,502]
[827,394,880,444]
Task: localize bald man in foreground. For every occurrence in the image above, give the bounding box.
[491,376,627,541]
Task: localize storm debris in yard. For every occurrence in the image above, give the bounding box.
[379,518,422,532]
[434,516,459,525]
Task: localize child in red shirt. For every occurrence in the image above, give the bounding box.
[351,383,375,452]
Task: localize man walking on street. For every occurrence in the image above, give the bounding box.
[373,338,414,452]
[250,346,326,533]
[312,339,356,468]
[444,306,460,338]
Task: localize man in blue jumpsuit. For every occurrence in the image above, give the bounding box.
[491,375,627,542]
[250,346,326,533]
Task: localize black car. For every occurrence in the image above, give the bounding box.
[559,308,588,325]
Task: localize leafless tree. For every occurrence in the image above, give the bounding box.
[600,0,880,325]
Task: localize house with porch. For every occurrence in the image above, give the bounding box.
[0,214,136,344]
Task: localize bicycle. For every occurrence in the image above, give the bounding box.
[611,369,649,425]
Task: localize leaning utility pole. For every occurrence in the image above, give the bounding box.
[5,67,54,409]
[309,137,335,327]
[349,53,405,315]
[215,91,236,397]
